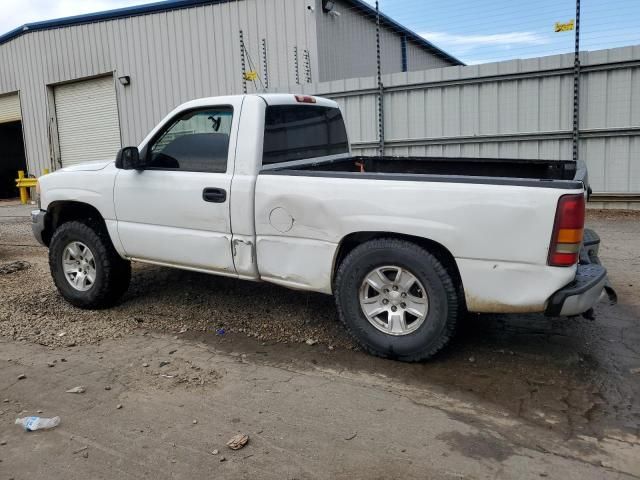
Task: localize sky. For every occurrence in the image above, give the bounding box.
[368,0,640,64]
[1,0,639,65]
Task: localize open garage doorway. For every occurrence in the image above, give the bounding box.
[0,93,27,199]
[0,121,27,199]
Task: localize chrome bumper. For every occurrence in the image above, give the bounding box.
[545,229,617,317]
[31,209,47,246]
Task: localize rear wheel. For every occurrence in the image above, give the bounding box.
[49,221,131,309]
[334,238,459,362]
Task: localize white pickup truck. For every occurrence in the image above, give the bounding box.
[33,94,615,361]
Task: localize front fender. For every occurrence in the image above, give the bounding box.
[39,164,118,220]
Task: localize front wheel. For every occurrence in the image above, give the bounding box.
[49,221,131,309]
[334,238,459,362]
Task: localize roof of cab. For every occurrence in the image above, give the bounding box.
[176,94,339,110]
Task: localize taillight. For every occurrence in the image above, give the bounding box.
[548,193,585,267]
[294,95,316,104]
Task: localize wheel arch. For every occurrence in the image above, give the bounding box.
[47,215,131,309]
[332,231,465,306]
[43,201,107,246]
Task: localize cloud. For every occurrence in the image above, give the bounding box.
[421,31,551,55]
[0,0,154,36]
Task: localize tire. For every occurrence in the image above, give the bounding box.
[334,238,459,362]
[49,220,131,309]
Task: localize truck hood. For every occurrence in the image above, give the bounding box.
[60,159,114,172]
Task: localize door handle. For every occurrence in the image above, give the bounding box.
[202,187,227,203]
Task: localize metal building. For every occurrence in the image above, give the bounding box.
[0,0,460,189]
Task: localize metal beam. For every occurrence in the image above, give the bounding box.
[317,59,640,99]
[350,126,640,149]
[589,193,640,202]
[376,0,385,156]
[239,30,247,94]
[572,0,581,163]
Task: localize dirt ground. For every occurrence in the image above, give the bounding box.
[1,201,639,479]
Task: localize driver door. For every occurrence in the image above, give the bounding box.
[114,102,239,274]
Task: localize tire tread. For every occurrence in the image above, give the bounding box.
[334,238,458,362]
[49,220,131,309]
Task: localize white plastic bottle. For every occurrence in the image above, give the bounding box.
[15,416,60,431]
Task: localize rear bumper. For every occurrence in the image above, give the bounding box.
[31,209,47,246]
[545,229,617,317]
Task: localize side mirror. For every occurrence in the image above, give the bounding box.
[115,146,144,170]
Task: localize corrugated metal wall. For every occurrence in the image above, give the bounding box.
[405,39,452,72]
[2,0,638,209]
[289,45,640,208]
[0,0,319,176]
[314,0,452,82]
[315,3,401,81]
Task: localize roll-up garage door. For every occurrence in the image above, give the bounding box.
[0,93,21,123]
[54,76,121,167]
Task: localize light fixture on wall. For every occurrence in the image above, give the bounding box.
[321,0,334,11]
[118,75,131,86]
[322,1,341,17]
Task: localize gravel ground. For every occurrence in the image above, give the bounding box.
[0,206,354,350]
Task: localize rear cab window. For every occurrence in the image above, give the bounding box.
[262,105,349,166]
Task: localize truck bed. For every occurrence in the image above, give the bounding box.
[262,155,586,190]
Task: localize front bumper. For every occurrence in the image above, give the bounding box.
[31,209,47,246]
[545,229,617,317]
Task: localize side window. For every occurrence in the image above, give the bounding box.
[148,107,233,173]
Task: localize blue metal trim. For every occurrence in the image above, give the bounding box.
[0,0,230,45]
[401,35,408,72]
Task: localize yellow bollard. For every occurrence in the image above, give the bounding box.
[15,170,42,204]
[17,170,28,205]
